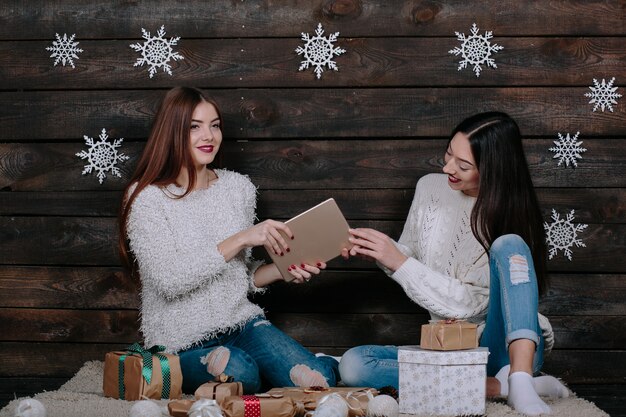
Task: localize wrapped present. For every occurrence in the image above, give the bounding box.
[266,387,377,417]
[103,343,182,401]
[420,319,478,350]
[195,381,244,404]
[168,399,196,417]
[221,395,299,417]
[398,346,489,416]
[169,398,225,417]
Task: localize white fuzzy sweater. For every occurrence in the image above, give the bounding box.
[387,174,554,352]
[126,169,265,353]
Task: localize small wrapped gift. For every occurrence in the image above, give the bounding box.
[195,381,244,404]
[168,399,196,417]
[221,395,299,417]
[103,342,182,401]
[398,346,489,416]
[169,399,224,417]
[420,319,478,350]
[266,387,377,417]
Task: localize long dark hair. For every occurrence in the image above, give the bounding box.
[118,87,223,273]
[451,112,548,295]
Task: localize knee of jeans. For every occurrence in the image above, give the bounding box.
[289,363,334,388]
[491,234,528,255]
[199,346,231,376]
[338,346,369,387]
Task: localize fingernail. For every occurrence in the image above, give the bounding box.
[280,252,284,256]
[291,236,295,240]
[286,248,291,253]
[300,263,305,268]
[291,265,296,269]
[316,262,321,267]
[287,267,291,271]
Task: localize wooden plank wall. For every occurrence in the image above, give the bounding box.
[1,0,625,414]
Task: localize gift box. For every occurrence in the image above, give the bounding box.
[168,399,196,417]
[398,346,489,416]
[266,387,377,417]
[195,381,244,404]
[103,343,182,401]
[221,395,298,417]
[420,319,478,350]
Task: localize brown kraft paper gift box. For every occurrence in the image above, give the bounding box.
[221,395,299,417]
[266,387,378,417]
[420,319,478,350]
[103,344,182,401]
[195,381,244,404]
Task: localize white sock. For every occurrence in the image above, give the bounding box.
[495,365,569,398]
[533,375,570,398]
[508,372,552,416]
[495,364,511,396]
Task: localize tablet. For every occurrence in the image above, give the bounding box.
[267,198,353,281]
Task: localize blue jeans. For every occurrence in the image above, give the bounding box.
[339,234,544,389]
[178,316,339,393]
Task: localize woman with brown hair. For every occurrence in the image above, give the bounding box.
[119,87,338,394]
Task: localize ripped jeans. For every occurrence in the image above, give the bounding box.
[339,234,544,389]
[178,316,339,393]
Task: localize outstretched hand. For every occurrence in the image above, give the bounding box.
[345,228,407,272]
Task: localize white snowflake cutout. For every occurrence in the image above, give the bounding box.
[449,23,504,78]
[76,128,130,184]
[295,23,346,79]
[46,33,83,68]
[584,77,622,112]
[549,131,587,167]
[130,25,184,78]
[544,209,588,261]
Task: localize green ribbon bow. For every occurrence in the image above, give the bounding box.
[118,343,171,399]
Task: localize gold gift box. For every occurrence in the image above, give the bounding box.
[420,320,478,351]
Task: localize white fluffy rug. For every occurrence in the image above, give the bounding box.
[0,361,609,417]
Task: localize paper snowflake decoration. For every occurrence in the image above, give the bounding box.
[76,128,130,184]
[449,23,504,78]
[46,33,83,68]
[549,131,587,167]
[295,23,346,79]
[584,77,622,112]
[130,25,184,78]
[544,209,588,261]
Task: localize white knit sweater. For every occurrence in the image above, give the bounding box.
[387,173,554,352]
[126,169,265,353]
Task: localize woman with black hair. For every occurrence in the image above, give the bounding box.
[338,112,568,415]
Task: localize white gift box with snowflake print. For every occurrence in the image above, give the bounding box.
[398,346,489,416]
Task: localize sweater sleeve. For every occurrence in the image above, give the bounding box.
[127,188,229,301]
[391,257,489,319]
[386,175,490,319]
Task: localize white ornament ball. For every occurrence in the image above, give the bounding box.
[129,400,164,417]
[366,394,399,417]
[14,399,46,417]
[188,399,224,417]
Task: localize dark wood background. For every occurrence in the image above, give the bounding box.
[1,0,624,414]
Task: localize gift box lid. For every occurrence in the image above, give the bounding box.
[398,346,489,365]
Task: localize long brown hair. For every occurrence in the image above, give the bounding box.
[451,112,549,295]
[118,87,223,272]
